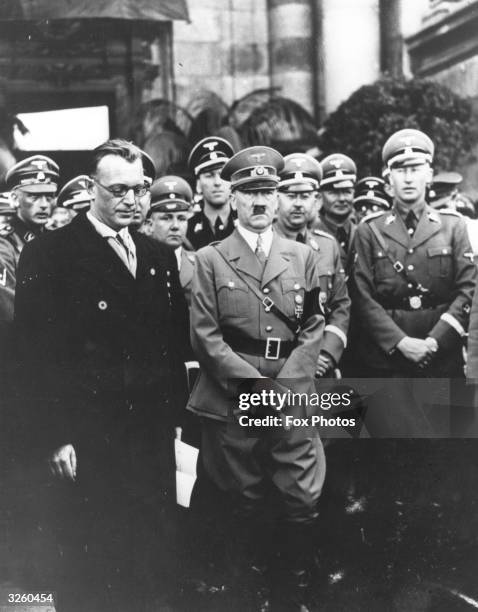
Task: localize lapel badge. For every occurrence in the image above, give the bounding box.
[194,222,203,233]
[385,215,395,225]
[98,300,108,310]
[409,296,422,310]
[24,231,35,242]
[464,304,471,314]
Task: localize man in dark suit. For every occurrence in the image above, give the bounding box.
[14,139,189,611]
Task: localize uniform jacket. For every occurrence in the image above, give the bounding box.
[314,214,356,274]
[187,229,325,420]
[466,283,478,380]
[0,216,42,326]
[186,207,235,250]
[349,205,476,374]
[14,212,190,455]
[273,225,350,365]
[179,247,196,307]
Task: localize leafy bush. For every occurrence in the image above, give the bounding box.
[318,76,477,176]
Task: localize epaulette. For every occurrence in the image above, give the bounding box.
[312,229,334,240]
[438,208,462,217]
[0,224,13,237]
[361,210,386,223]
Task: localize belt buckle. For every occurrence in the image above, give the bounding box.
[409,295,422,310]
[393,261,404,273]
[265,337,281,360]
[262,296,274,312]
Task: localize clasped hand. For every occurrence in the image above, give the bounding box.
[396,336,438,368]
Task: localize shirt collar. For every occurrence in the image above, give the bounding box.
[395,200,426,222]
[237,224,273,256]
[87,210,132,244]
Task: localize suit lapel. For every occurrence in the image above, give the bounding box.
[261,234,290,288]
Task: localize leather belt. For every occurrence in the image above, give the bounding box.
[222,329,296,360]
[379,296,447,311]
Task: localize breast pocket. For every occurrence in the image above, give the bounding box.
[216,276,250,318]
[427,246,452,278]
[280,277,306,318]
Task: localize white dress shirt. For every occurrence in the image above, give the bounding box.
[236,224,273,257]
[87,211,137,277]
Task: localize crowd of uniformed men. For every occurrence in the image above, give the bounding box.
[1,128,478,611]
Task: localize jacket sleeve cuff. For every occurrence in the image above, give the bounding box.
[429,315,465,352]
[322,328,347,364]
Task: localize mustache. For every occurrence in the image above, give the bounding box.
[252,205,267,215]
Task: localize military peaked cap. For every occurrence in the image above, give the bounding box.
[354,176,391,212]
[221,146,284,191]
[57,175,93,211]
[320,154,357,189]
[279,153,322,191]
[149,175,193,213]
[382,128,434,168]
[6,155,59,193]
[188,136,234,176]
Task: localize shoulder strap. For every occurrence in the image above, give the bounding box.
[212,244,301,335]
[368,221,426,293]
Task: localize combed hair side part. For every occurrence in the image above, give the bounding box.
[89,139,143,176]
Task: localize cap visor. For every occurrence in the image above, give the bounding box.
[18,183,57,194]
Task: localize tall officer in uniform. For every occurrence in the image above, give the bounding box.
[14,139,189,610]
[0,155,58,372]
[186,136,235,249]
[353,176,391,222]
[274,152,350,376]
[313,153,357,272]
[147,175,195,306]
[350,128,476,380]
[187,146,326,610]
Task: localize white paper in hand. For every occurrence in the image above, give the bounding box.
[175,438,199,508]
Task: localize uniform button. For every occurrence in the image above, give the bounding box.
[408,283,413,288]
[408,248,414,254]
[98,300,107,310]
[293,283,300,290]
[407,264,414,271]
[263,287,270,294]
[266,326,273,332]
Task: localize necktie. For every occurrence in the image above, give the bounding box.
[336,227,348,250]
[405,211,417,235]
[214,216,224,237]
[296,232,306,244]
[112,233,136,277]
[255,233,267,266]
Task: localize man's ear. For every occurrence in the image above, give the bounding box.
[229,191,236,211]
[426,165,434,187]
[195,178,202,196]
